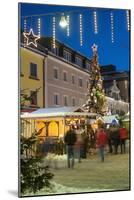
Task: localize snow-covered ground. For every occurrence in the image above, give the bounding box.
[23,181,111,196]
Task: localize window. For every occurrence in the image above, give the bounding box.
[30,63,37,78]
[51,46,59,56]
[63,71,67,82]
[86,61,91,70]
[79,98,84,105]
[63,50,71,62]
[30,91,37,105]
[75,56,82,67]
[54,94,59,105]
[63,96,68,106]
[72,98,75,106]
[79,78,83,87]
[72,75,75,84]
[54,68,58,79]
[87,80,89,88]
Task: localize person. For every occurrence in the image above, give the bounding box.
[96,124,107,162]
[119,125,128,154]
[110,124,120,154]
[88,127,96,155]
[106,125,113,153]
[74,128,83,163]
[64,126,77,168]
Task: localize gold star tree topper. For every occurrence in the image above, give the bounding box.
[23,29,40,47]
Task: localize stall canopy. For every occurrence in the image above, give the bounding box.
[102,115,119,124]
[21,106,98,119]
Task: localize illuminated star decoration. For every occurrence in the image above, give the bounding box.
[23,28,40,47]
[92,44,98,53]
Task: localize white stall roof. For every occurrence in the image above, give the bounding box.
[102,115,118,124]
[21,106,98,119]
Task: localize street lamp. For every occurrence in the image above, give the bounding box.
[59,13,68,28]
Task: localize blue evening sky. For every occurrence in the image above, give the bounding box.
[20,3,130,71]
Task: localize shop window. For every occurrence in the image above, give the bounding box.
[48,121,59,137]
[36,121,46,138]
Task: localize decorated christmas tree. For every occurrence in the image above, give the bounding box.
[83,44,107,115]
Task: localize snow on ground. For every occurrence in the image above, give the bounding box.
[23,181,112,196]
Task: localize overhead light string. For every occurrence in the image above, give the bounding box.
[79,14,83,46]
[67,15,70,36]
[93,10,98,34]
[23,18,27,47]
[110,12,114,43]
[52,16,56,48]
[38,18,41,38]
[126,10,130,31]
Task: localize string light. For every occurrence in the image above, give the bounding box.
[67,15,70,36]
[110,12,114,43]
[52,17,56,48]
[79,14,83,46]
[93,11,98,34]
[24,19,27,46]
[38,18,41,37]
[126,10,130,31]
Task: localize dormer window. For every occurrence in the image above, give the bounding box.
[86,61,91,70]
[51,45,59,55]
[75,56,82,67]
[63,50,71,62]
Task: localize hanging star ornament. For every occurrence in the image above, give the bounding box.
[23,29,40,47]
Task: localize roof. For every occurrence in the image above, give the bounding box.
[102,115,119,124]
[21,106,98,119]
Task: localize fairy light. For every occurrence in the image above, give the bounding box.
[93,11,98,34]
[126,10,130,31]
[110,12,114,43]
[24,19,27,46]
[79,14,83,46]
[67,15,70,36]
[52,17,56,48]
[38,18,41,37]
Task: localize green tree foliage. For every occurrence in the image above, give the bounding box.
[20,90,54,195]
[20,129,54,195]
[83,45,107,115]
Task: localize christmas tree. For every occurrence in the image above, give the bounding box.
[83,44,107,115]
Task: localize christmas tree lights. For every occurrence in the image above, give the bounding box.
[83,44,107,115]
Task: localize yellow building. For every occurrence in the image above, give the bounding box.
[20,46,46,112]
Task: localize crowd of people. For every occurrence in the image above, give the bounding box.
[64,123,128,168]
[36,123,128,169]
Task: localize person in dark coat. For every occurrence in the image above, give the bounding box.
[110,125,120,154]
[106,126,113,153]
[119,126,128,154]
[64,127,77,168]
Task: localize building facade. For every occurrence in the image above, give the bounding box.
[20,47,46,112]
[100,65,129,102]
[20,38,129,115]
